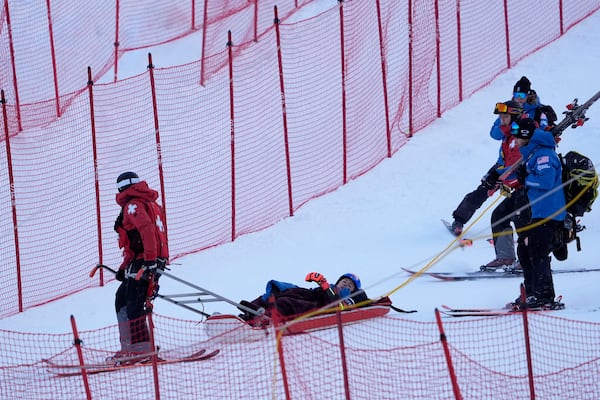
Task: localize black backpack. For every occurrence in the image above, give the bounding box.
[553,151,598,258]
[560,151,598,217]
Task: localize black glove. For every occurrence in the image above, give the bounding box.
[481,166,500,190]
[516,164,527,185]
[115,269,125,282]
[156,257,167,270]
[144,260,158,272]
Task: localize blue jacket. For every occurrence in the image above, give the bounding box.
[524,96,549,129]
[519,129,566,221]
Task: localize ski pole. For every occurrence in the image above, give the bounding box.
[92,264,264,317]
[90,264,211,317]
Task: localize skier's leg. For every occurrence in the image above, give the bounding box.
[452,184,489,226]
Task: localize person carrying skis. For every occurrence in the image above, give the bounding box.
[238,272,368,323]
[511,118,566,309]
[109,172,169,363]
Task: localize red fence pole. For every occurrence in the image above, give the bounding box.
[336,310,351,400]
[3,0,22,131]
[1,89,23,312]
[338,0,348,183]
[200,0,209,86]
[503,0,511,68]
[45,0,61,117]
[147,312,161,400]
[519,283,536,400]
[558,0,564,35]
[375,0,392,156]
[273,310,292,400]
[114,0,121,83]
[408,0,413,137]
[253,0,258,42]
[227,31,237,242]
[274,6,294,217]
[147,53,169,243]
[435,308,463,400]
[455,0,463,102]
[434,0,441,118]
[87,67,104,286]
[70,315,92,400]
[191,0,196,30]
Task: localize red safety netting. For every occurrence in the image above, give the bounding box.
[1,310,600,399]
[0,0,311,130]
[1,1,600,318]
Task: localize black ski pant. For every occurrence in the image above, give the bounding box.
[517,218,562,301]
[115,260,150,346]
[452,184,489,225]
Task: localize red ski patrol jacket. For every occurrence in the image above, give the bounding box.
[115,181,169,270]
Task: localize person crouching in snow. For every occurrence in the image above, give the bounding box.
[238,272,368,322]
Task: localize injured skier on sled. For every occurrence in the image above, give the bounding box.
[238,272,369,322]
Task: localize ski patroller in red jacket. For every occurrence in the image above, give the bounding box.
[115,181,169,270]
[490,122,524,189]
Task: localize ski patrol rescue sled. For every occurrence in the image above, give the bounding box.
[204,297,393,342]
[91,264,395,342]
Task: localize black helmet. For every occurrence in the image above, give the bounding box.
[116,171,140,192]
[512,118,536,139]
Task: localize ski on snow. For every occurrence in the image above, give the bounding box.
[402,267,600,281]
[439,303,565,317]
[43,348,220,377]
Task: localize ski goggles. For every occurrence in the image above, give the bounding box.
[494,102,521,115]
[510,122,520,135]
[513,92,527,99]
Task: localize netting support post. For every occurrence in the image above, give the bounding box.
[407,0,413,137]
[455,0,463,102]
[338,0,348,183]
[200,0,209,86]
[274,6,294,217]
[2,89,23,311]
[273,309,292,400]
[519,283,536,399]
[147,53,169,244]
[253,0,258,42]
[113,0,121,82]
[502,0,511,68]
[558,0,564,35]
[226,31,237,242]
[375,0,392,156]
[87,67,104,286]
[434,0,442,118]
[191,0,196,30]
[45,0,61,117]
[147,312,161,400]
[70,315,93,400]
[336,310,351,400]
[435,308,463,400]
[3,0,22,131]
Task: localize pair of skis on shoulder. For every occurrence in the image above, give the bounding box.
[43,348,220,377]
